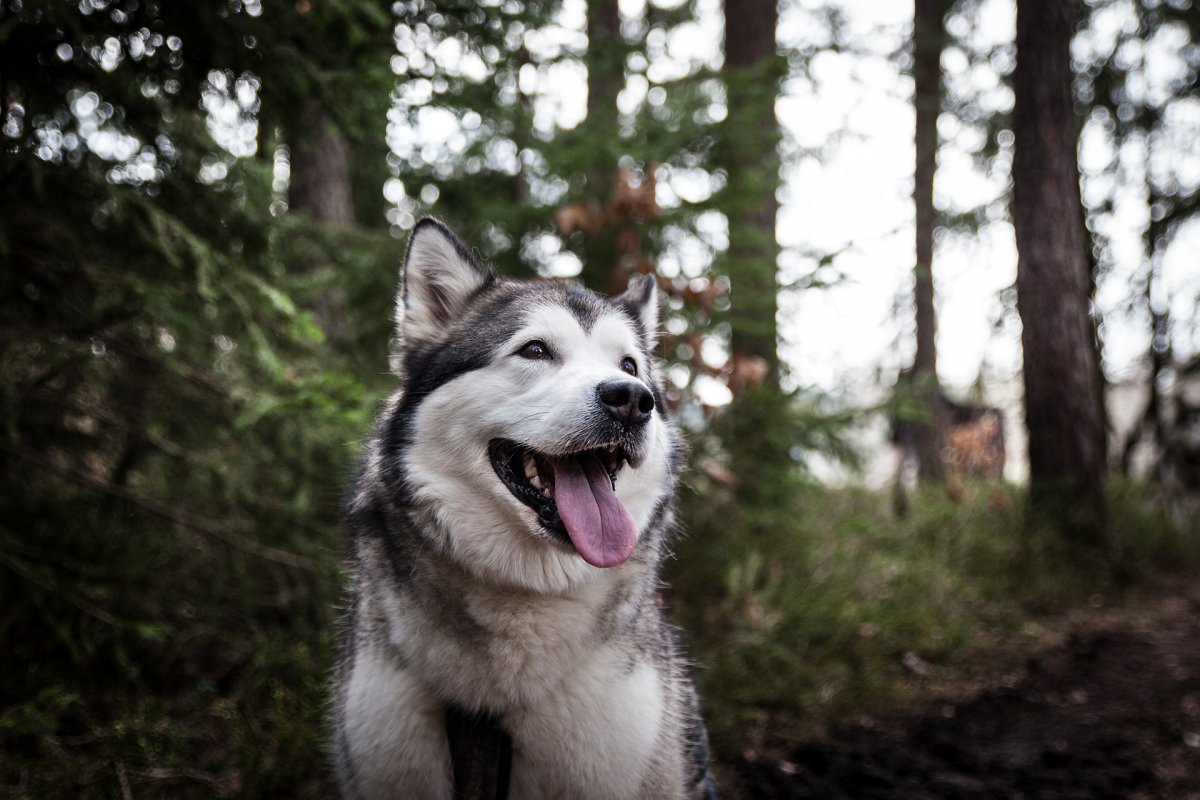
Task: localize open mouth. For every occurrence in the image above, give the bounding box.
[488,438,638,568]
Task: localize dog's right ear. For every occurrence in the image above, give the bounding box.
[615,273,659,346]
[396,218,493,344]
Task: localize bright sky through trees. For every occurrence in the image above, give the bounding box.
[376,0,1200,399]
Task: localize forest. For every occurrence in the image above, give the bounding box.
[2,0,1199,797]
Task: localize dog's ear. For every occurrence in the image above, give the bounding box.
[396,218,492,344]
[615,273,659,345]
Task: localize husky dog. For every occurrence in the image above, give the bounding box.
[334,219,713,800]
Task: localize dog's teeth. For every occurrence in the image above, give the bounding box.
[607,444,617,452]
[543,485,553,498]
[524,455,537,479]
[530,474,542,489]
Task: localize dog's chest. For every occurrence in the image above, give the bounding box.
[391,579,671,797]
[506,657,666,798]
[470,588,601,681]
[390,574,635,710]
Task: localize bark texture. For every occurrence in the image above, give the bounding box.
[289,101,355,226]
[910,0,950,482]
[586,0,621,128]
[1012,0,1106,533]
[724,0,781,370]
[577,0,623,293]
[721,0,792,516]
[289,100,355,340]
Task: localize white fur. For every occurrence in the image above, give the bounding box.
[341,647,453,800]
[618,274,659,346]
[508,658,664,799]
[402,304,673,595]
[341,267,692,799]
[398,223,488,342]
[380,571,624,710]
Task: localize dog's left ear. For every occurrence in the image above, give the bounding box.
[397,218,493,344]
[615,273,659,345]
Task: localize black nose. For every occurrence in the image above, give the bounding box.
[597,379,654,425]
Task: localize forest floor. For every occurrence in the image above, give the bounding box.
[726,580,1200,799]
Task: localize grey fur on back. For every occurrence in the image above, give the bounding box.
[333,219,711,800]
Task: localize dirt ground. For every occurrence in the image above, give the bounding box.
[731,588,1200,799]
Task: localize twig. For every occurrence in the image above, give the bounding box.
[1,444,316,571]
[116,762,134,800]
[0,550,121,626]
[126,766,239,797]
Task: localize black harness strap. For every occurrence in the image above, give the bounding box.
[444,704,512,800]
[445,702,717,800]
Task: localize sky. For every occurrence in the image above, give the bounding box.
[34,0,1198,487]
[770,0,1200,397]
[382,0,1200,414]
[181,0,1200,482]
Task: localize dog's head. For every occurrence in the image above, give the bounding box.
[383,219,677,590]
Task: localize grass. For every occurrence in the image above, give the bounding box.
[1,478,1195,796]
[669,477,1199,757]
[0,497,341,798]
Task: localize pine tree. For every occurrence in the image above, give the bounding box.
[718,0,793,517]
[1079,0,1200,471]
[1012,0,1107,535]
[575,0,625,291]
[908,0,954,483]
[0,3,398,791]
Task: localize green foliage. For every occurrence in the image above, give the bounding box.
[3,0,1196,795]
[692,385,864,550]
[671,479,1199,756]
[384,0,721,296]
[3,474,1191,795]
[0,2,395,795]
[0,500,340,797]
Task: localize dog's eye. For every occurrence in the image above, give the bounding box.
[619,356,638,376]
[518,340,552,360]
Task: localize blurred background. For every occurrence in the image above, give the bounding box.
[2,0,1199,796]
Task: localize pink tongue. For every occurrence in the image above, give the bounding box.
[551,454,638,568]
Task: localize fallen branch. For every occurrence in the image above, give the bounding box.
[126,765,241,797]
[1,443,317,571]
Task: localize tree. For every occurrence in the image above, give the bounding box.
[575,0,625,291]
[723,0,781,374]
[290,104,356,225]
[0,2,397,791]
[907,0,954,482]
[1012,0,1106,534]
[1078,0,1200,473]
[718,0,794,517]
[288,103,357,341]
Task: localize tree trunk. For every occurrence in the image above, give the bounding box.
[587,0,621,130]
[575,0,624,293]
[910,0,949,482]
[1012,0,1106,535]
[289,101,355,226]
[289,100,354,340]
[724,0,781,372]
[721,0,791,515]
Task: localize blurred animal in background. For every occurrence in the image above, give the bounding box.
[942,405,1006,480]
[891,391,1007,512]
[1159,367,1200,528]
[940,400,1007,506]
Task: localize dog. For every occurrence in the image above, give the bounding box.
[333,218,713,799]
